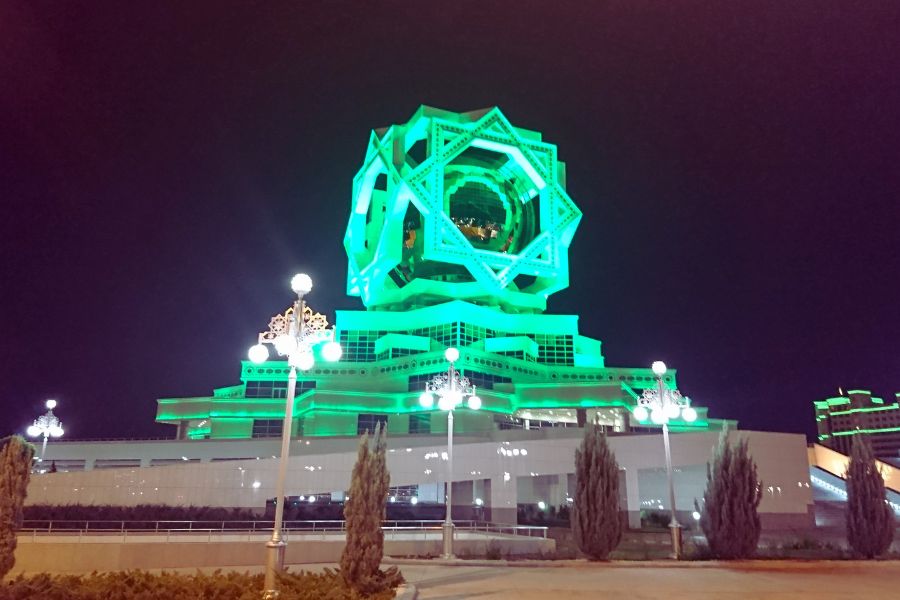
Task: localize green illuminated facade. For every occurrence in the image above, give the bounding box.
[815,389,900,458]
[157,107,721,440]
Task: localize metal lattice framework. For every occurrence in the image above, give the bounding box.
[344,106,582,312]
[258,304,332,346]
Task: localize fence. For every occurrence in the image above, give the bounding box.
[20,519,547,542]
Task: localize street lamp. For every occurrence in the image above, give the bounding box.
[632,360,697,559]
[248,273,342,598]
[418,347,481,559]
[27,399,64,465]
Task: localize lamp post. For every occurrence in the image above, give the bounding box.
[27,399,64,465]
[248,273,342,599]
[631,361,697,560]
[418,347,482,559]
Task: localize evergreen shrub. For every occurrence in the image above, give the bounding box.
[696,426,762,559]
[846,437,895,558]
[0,436,34,579]
[0,569,396,600]
[571,424,622,560]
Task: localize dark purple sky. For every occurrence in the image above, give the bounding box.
[2,1,899,440]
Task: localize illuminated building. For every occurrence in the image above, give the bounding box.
[28,107,816,530]
[155,106,723,441]
[816,389,900,459]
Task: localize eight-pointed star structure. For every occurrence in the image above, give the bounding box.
[344,106,582,313]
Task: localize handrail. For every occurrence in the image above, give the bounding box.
[20,519,547,538]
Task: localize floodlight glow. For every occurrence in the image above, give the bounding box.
[419,392,435,409]
[248,343,269,364]
[293,351,314,371]
[445,347,460,363]
[322,341,343,362]
[650,408,665,424]
[692,511,701,521]
[26,425,40,437]
[445,390,463,408]
[475,498,483,506]
[537,501,546,510]
[252,481,262,489]
[665,403,681,420]
[45,399,57,410]
[290,273,313,295]
[682,407,698,423]
[652,361,667,376]
[307,495,316,503]
[274,335,296,355]
[633,406,649,421]
[467,395,482,410]
[410,497,418,505]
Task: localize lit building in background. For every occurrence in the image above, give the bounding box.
[816,389,900,460]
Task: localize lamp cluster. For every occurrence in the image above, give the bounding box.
[246,273,342,370]
[418,348,482,412]
[632,361,697,424]
[27,399,64,440]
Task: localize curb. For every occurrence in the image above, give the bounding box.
[384,557,900,570]
[395,583,418,599]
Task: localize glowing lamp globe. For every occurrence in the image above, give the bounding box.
[437,395,453,411]
[665,403,681,420]
[682,406,698,423]
[419,392,435,409]
[292,351,315,371]
[274,334,296,356]
[50,426,64,438]
[633,405,649,422]
[651,361,667,376]
[444,347,460,363]
[290,273,313,296]
[26,425,40,437]
[446,389,463,407]
[650,407,665,425]
[322,341,343,362]
[467,395,482,410]
[45,399,57,410]
[248,343,269,364]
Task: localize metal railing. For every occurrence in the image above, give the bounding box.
[20,519,547,539]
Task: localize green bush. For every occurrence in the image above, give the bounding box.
[571,424,622,560]
[0,569,398,600]
[695,426,762,559]
[340,424,402,595]
[846,436,896,558]
[0,436,34,580]
[23,504,264,523]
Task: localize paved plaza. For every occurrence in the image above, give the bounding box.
[397,561,900,599]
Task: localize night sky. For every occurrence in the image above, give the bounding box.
[2,2,899,441]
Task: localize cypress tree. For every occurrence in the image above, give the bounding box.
[340,423,402,594]
[846,436,895,558]
[0,436,34,579]
[696,426,762,559]
[571,424,622,560]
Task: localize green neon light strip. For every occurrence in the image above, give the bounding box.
[829,405,899,416]
[814,397,850,409]
[846,390,871,395]
[832,426,900,436]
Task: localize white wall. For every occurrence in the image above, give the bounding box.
[27,430,813,527]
